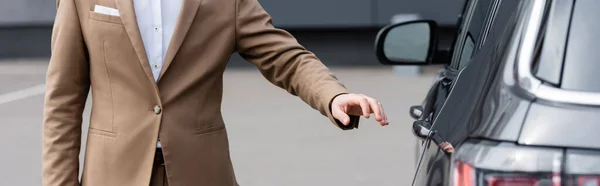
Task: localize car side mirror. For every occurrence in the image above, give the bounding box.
[375,20,438,65]
[410,105,424,120]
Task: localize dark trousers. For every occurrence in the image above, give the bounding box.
[150,148,169,186]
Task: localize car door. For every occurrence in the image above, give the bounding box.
[412,0,522,185]
[412,0,474,165]
[412,0,500,185]
[422,0,495,124]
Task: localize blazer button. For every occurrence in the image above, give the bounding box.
[153,105,162,114]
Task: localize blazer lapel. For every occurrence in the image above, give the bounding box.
[115,0,155,84]
[158,0,203,81]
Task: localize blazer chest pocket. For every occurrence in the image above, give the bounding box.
[89,11,122,25]
[88,10,126,41]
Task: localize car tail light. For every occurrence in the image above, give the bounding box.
[454,160,475,186]
[451,140,564,186]
[452,159,558,186]
[487,175,539,186]
[560,176,600,186]
[576,176,600,186]
[451,141,600,186]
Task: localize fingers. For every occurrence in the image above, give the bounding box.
[380,102,388,122]
[358,97,371,118]
[332,105,351,126]
[331,93,389,126]
[439,142,454,153]
[363,95,388,126]
[354,94,388,125]
[439,142,449,150]
[367,98,383,122]
[378,101,389,125]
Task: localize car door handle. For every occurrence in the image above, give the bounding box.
[441,77,453,87]
[412,121,454,154]
[412,120,433,141]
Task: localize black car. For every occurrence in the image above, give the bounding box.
[375,0,600,185]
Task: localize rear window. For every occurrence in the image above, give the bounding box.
[561,0,600,92]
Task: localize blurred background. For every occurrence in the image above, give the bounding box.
[0,0,464,185]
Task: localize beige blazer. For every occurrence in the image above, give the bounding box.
[42,0,359,185]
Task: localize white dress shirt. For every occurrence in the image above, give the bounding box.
[134,0,182,148]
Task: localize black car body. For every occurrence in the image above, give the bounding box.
[375,0,600,185]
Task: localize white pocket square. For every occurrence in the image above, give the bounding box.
[94,5,120,16]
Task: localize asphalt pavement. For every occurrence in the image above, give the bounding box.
[0,59,437,186]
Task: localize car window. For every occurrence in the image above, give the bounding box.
[458,34,475,69]
[532,0,572,86]
[453,0,495,69]
[559,0,600,92]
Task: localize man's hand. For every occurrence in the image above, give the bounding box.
[331,93,389,126]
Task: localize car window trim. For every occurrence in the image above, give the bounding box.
[478,0,502,48]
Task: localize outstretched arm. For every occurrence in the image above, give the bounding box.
[234,0,388,128]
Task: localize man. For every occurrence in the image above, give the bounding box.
[43,0,389,185]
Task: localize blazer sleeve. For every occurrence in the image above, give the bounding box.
[234,0,359,130]
[42,0,90,185]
